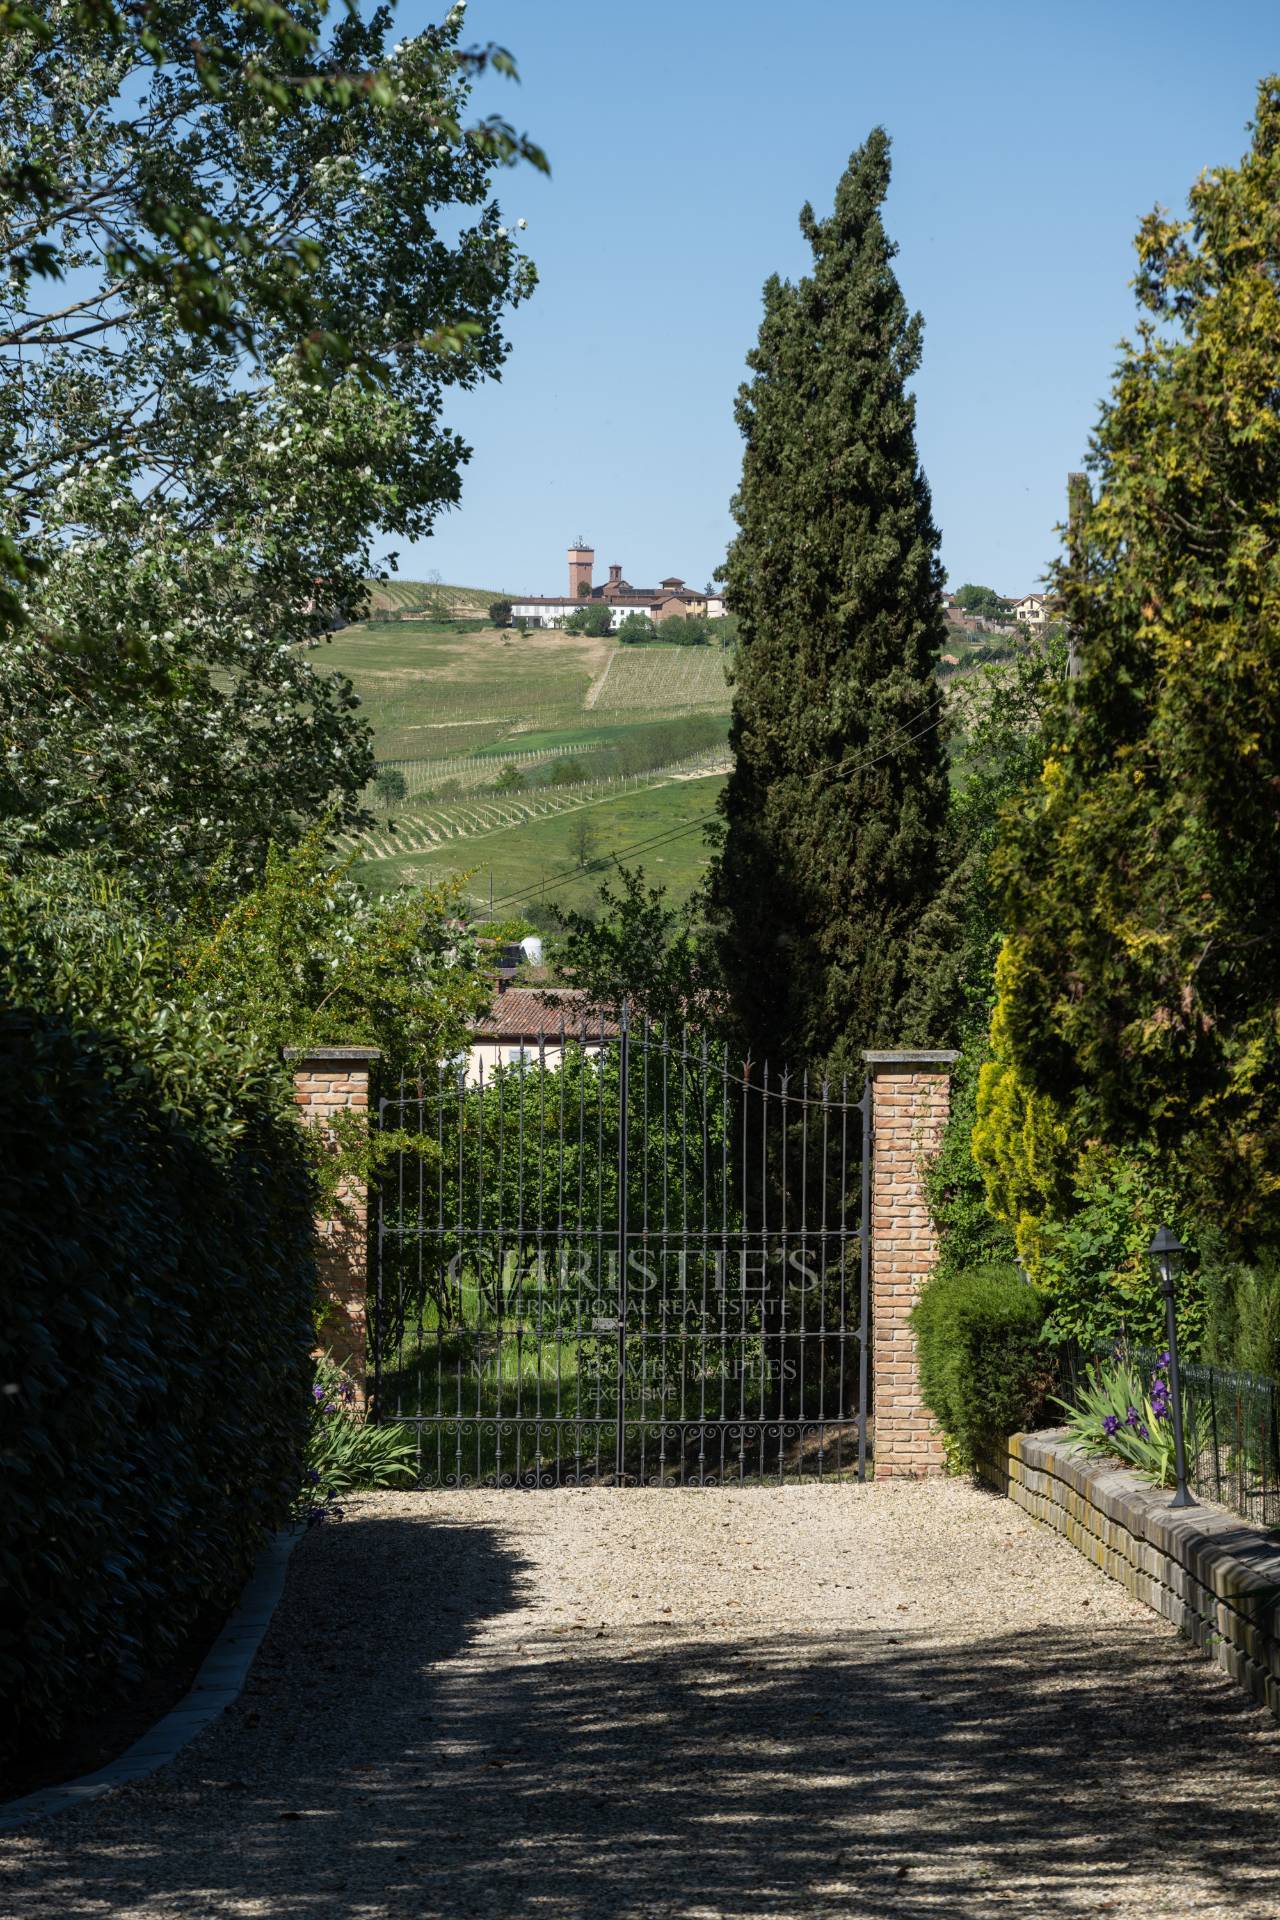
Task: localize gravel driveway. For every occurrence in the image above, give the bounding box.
[3,1479,1280,1919]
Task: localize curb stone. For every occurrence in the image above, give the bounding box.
[0,1525,306,1832]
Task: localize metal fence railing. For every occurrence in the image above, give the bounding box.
[1059,1343,1280,1529]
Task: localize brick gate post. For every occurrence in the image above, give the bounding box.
[286,1046,381,1402]
[863,1050,958,1479]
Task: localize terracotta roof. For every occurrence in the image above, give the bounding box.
[471,988,619,1043]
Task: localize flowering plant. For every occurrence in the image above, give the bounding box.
[296,1355,419,1523]
[1056,1351,1209,1487]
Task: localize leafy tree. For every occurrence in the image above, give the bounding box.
[564,601,613,638]
[373,767,408,814]
[913,632,1068,1291]
[555,866,710,1033]
[615,612,652,644]
[571,816,599,871]
[495,763,525,792]
[488,600,513,627]
[546,757,588,786]
[0,3,542,901]
[953,584,1008,621]
[979,77,1280,1255]
[707,129,951,1075]
[658,614,711,647]
[175,831,489,1081]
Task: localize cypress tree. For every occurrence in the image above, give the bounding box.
[707,130,951,1077]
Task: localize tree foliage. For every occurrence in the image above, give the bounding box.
[175,831,490,1082]
[564,601,613,638]
[0,1,541,899]
[656,614,712,647]
[555,865,709,1034]
[979,77,1280,1254]
[615,611,652,644]
[707,129,951,1076]
[953,583,1007,621]
[373,767,408,813]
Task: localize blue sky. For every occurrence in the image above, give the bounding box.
[392,0,1279,599]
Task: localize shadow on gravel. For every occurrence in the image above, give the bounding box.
[5,1505,1280,1919]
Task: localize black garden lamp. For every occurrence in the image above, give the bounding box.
[1148,1225,1197,1510]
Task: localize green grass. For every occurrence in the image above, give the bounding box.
[468,711,730,760]
[323,619,608,759]
[355,771,724,915]
[324,613,733,908]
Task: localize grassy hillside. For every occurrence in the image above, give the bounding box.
[365,579,511,616]
[323,612,732,910]
[357,772,723,919]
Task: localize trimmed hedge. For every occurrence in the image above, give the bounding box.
[911,1261,1054,1469]
[0,1005,316,1764]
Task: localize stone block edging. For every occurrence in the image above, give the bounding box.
[978,1430,1280,1719]
[0,1525,306,1832]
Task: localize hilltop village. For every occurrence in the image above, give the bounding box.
[509,543,728,631]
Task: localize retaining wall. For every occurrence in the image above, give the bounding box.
[980,1430,1280,1719]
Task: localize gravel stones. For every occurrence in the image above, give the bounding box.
[3,1479,1279,1918]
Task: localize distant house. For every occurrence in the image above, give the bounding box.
[510,544,727,630]
[1011,592,1050,629]
[464,987,618,1086]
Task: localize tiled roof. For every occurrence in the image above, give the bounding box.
[471,988,619,1043]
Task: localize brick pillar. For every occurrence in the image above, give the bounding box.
[863,1050,958,1479]
[286,1046,381,1401]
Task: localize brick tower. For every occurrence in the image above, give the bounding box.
[567,540,594,600]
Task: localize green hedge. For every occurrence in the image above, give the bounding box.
[0,1005,316,1764]
[911,1261,1054,1469]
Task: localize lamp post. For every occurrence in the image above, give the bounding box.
[1149,1225,1197,1510]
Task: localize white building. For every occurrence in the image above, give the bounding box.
[507,545,725,630]
[509,596,654,632]
[1011,593,1050,629]
[463,987,617,1086]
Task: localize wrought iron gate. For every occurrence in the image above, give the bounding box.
[373,1007,870,1486]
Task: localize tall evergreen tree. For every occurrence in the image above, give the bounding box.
[707,130,951,1075]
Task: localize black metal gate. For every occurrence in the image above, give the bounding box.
[373,1007,870,1486]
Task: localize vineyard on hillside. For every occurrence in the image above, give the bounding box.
[364,579,510,615]
[351,747,729,861]
[592,645,730,712]
[324,612,734,909]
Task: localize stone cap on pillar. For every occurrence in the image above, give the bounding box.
[283,1046,382,1062]
[863,1049,959,1069]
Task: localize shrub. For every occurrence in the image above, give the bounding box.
[1202,1246,1280,1377]
[0,863,323,1763]
[546,756,589,787]
[911,1262,1054,1469]
[0,1003,316,1764]
[924,1041,1017,1285]
[615,612,651,644]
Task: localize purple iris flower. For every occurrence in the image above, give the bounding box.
[1103,1414,1120,1436]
